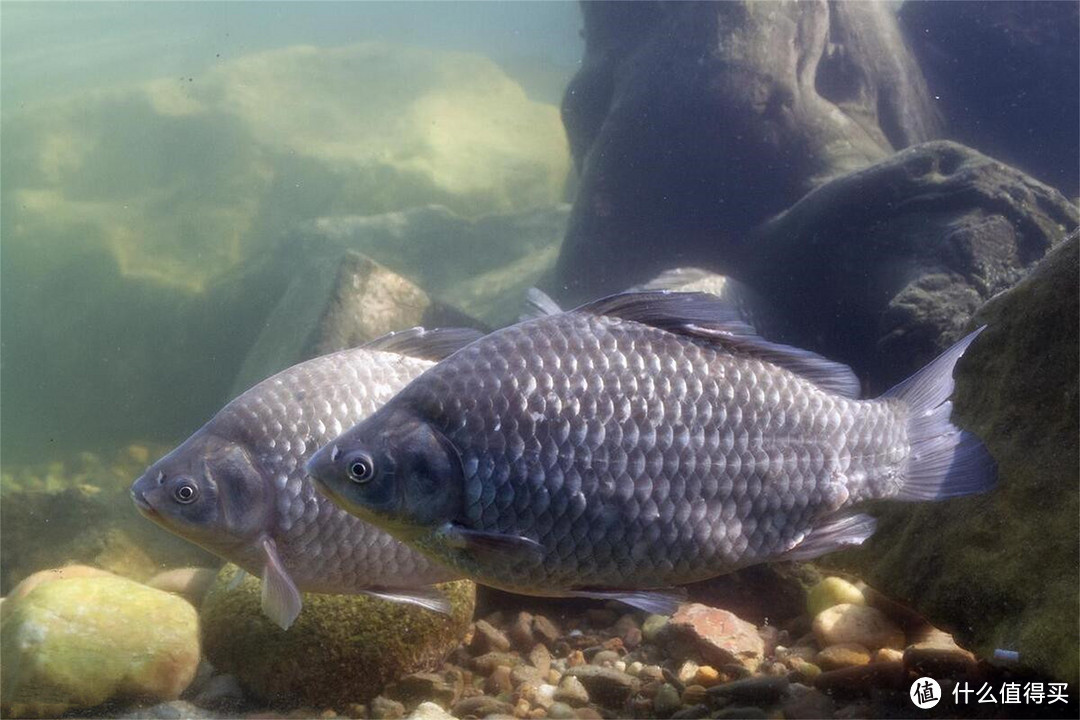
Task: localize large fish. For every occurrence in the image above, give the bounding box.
[307,292,996,614]
[130,328,481,629]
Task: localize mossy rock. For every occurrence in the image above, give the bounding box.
[825,233,1079,683]
[200,565,475,708]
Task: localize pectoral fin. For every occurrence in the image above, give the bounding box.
[364,587,452,615]
[565,587,687,616]
[260,538,302,630]
[436,523,545,565]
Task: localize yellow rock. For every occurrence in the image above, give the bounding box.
[1,576,200,715]
[2,565,116,617]
[812,603,905,651]
[815,642,872,670]
[806,576,866,617]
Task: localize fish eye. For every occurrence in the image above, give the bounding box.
[173,482,198,504]
[346,453,375,484]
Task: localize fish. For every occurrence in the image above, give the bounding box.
[306,291,996,615]
[130,327,482,629]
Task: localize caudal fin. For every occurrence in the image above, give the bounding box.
[882,327,997,501]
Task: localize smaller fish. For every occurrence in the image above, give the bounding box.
[130,327,481,629]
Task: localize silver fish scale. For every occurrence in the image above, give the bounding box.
[213,348,456,592]
[408,313,908,589]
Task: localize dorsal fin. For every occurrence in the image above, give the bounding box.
[575,291,861,398]
[519,287,563,321]
[361,327,484,361]
[636,267,726,292]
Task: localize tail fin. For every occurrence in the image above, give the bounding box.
[882,326,997,501]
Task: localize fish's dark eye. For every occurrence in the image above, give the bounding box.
[347,454,375,484]
[173,483,198,504]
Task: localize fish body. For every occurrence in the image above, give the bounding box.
[307,293,996,613]
[130,328,480,628]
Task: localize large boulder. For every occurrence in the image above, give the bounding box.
[826,233,1079,683]
[305,203,570,326]
[554,0,940,302]
[199,565,476,708]
[1,41,569,464]
[748,141,1077,389]
[1,576,200,717]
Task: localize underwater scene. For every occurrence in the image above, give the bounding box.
[1,2,1078,719]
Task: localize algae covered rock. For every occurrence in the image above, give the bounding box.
[200,565,475,708]
[826,233,1079,682]
[1,576,200,716]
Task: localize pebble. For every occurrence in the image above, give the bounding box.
[576,708,603,720]
[564,666,640,708]
[676,659,700,684]
[546,702,576,719]
[707,675,789,703]
[474,652,523,674]
[554,675,590,707]
[511,664,546,688]
[621,626,643,649]
[873,647,904,664]
[567,650,586,667]
[508,612,536,650]
[586,608,618,627]
[807,577,866,617]
[653,683,682,717]
[532,683,558,709]
[692,665,720,687]
[638,664,665,683]
[665,604,764,671]
[777,645,818,664]
[786,657,822,683]
[532,615,562,647]
[529,643,552,676]
[625,661,644,677]
[371,696,406,720]
[387,673,460,710]
[406,702,455,720]
[514,697,532,717]
[591,649,620,667]
[642,614,669,643]
[471,619,512,654]
[903,628,977,677]
[486,665,513,695]
[812,604,905,651]
[816,643,872,670]
[451,696,515,718]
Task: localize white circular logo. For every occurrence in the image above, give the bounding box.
[910,677,942,709]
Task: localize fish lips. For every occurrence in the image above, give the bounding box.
[130,485,157,517]
[305,447,342,504]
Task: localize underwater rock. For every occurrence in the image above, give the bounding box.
[228,248,480,398]
[812,604,904,652]
[3,41,567,465]
[308,203,570,325]
[806,577,865,619]
[2,565,116,612]
[554,0,939,302]
[899,1,1079,196]
[199,565,475,708]
[825,233,1079,682]
[661,604,765,672]
[0,576,200,716]
[405,701,454,720]
[814,643,872,671]
[749,140,1078,389]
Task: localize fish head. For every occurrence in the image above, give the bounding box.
[130,431,272,553]
[308,406,463,536]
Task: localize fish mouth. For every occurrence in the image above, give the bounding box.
[130,487,156,516]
